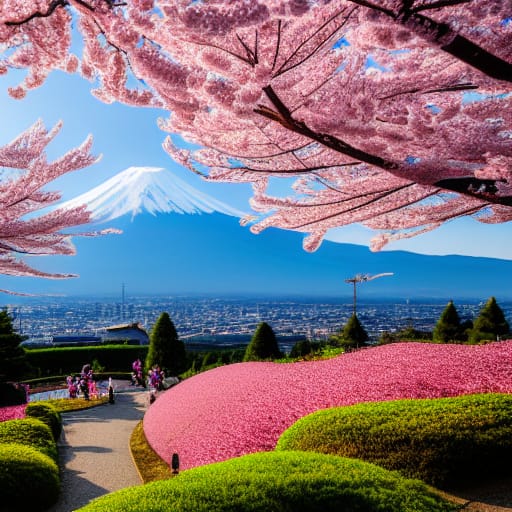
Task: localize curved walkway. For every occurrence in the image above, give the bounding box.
[47,383,149,512]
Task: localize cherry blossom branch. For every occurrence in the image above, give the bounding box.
[346,0,512,82]
[273,7,356,78]
[255,85,512,207]
[410,0,471,14]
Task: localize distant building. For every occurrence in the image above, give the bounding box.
[101,322,149,345]
[52,335,102,346]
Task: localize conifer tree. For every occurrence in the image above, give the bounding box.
[433,301,461,343]
[146,312,186,377]
[343,314,370,350]
[244,322,282,362]
[330,314,369,350]
[0,309,27,382]
[468,297,510,343]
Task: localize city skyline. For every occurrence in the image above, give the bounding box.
[11,294,512,348]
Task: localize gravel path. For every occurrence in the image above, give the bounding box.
[47,384,149,512]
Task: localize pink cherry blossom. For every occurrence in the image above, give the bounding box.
[144,341,512,471]
[1,2,511,250]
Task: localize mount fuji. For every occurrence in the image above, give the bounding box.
[58,166,246,221]
[4,165,509,299]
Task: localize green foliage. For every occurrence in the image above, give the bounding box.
[0,418,58,462]
[146,312,186,376]
[468,297,510,343]
[433,301,468,343]
[91,358,105,373]
[44,396,108,412]
[24,345,148,377]
[0,309,28,382]
[330,314,369,350]
[243,322,282,361]
[276,393,512,488]
[76,451,456,512]
[0,382,28,406]
[289,339,312,358]
[0,443,60,511]
[25,401,62,441]
[378,327,432,344]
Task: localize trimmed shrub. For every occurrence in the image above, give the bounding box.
[0,443,60,511]
[0,418,57,462]
[243,322,282,361]
[26,401,62,441]
[76,451,456,512]
[25,345,148,377]
[276,393,512,488]
[146,312,186,376]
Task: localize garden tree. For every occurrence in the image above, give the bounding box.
[0,309,27,381]
[146,312,186,376]
[378,326,432,344]
[1,1,511,252]
[0,121,115,293]
[330,313,369,350]
[289,339,313,359]
[146,312,186,375]
[468,297,511,343]
[433,300,461,343]
[244,321,282,361]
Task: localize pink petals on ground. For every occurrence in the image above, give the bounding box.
[144,341,512,471]
[0,404,26,422]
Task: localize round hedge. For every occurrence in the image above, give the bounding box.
[0,443,60,511]
[0,418,58,462]
[76,451,457,512]
[25,401,62,440]
[276,393,512,487]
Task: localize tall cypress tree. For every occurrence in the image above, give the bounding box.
[469,297,510,343]
[244,322,282,361]
[342,314,369,350]
[0,309,27,382]
[433,301,461,343]
[146,312,186,376]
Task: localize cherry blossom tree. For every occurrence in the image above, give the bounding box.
[0,120,114,291]
[1,0,511,250]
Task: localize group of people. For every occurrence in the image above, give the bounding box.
[66,363,98,400]
[64,359,174,402]
[131,359,173,403]
[131,359,167,391]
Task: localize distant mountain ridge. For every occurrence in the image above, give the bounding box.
[5,210,511,299]
[58,166,245,221]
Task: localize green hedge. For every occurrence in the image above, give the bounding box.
[76,451,457,512]
[0,443,60,511]
[276,393,512,487]
[25,345,148,376]
[0,382,28,406]
[0,418,58,462]
[25,402,62,441]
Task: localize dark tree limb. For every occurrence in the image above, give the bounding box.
[255,85,512,207]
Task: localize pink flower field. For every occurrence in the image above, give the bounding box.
[144,341,512,471]
[0,404,26,422]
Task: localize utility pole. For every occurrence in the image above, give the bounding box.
[345,273,394,316]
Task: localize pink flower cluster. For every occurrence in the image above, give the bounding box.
[144,341,512,471]
[0,404,26,422]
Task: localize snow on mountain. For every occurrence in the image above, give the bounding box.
[58,166,246,221]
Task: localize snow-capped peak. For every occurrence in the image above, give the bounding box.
[58,166,246,222]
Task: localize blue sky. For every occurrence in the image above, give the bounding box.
[0,67,511,297]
